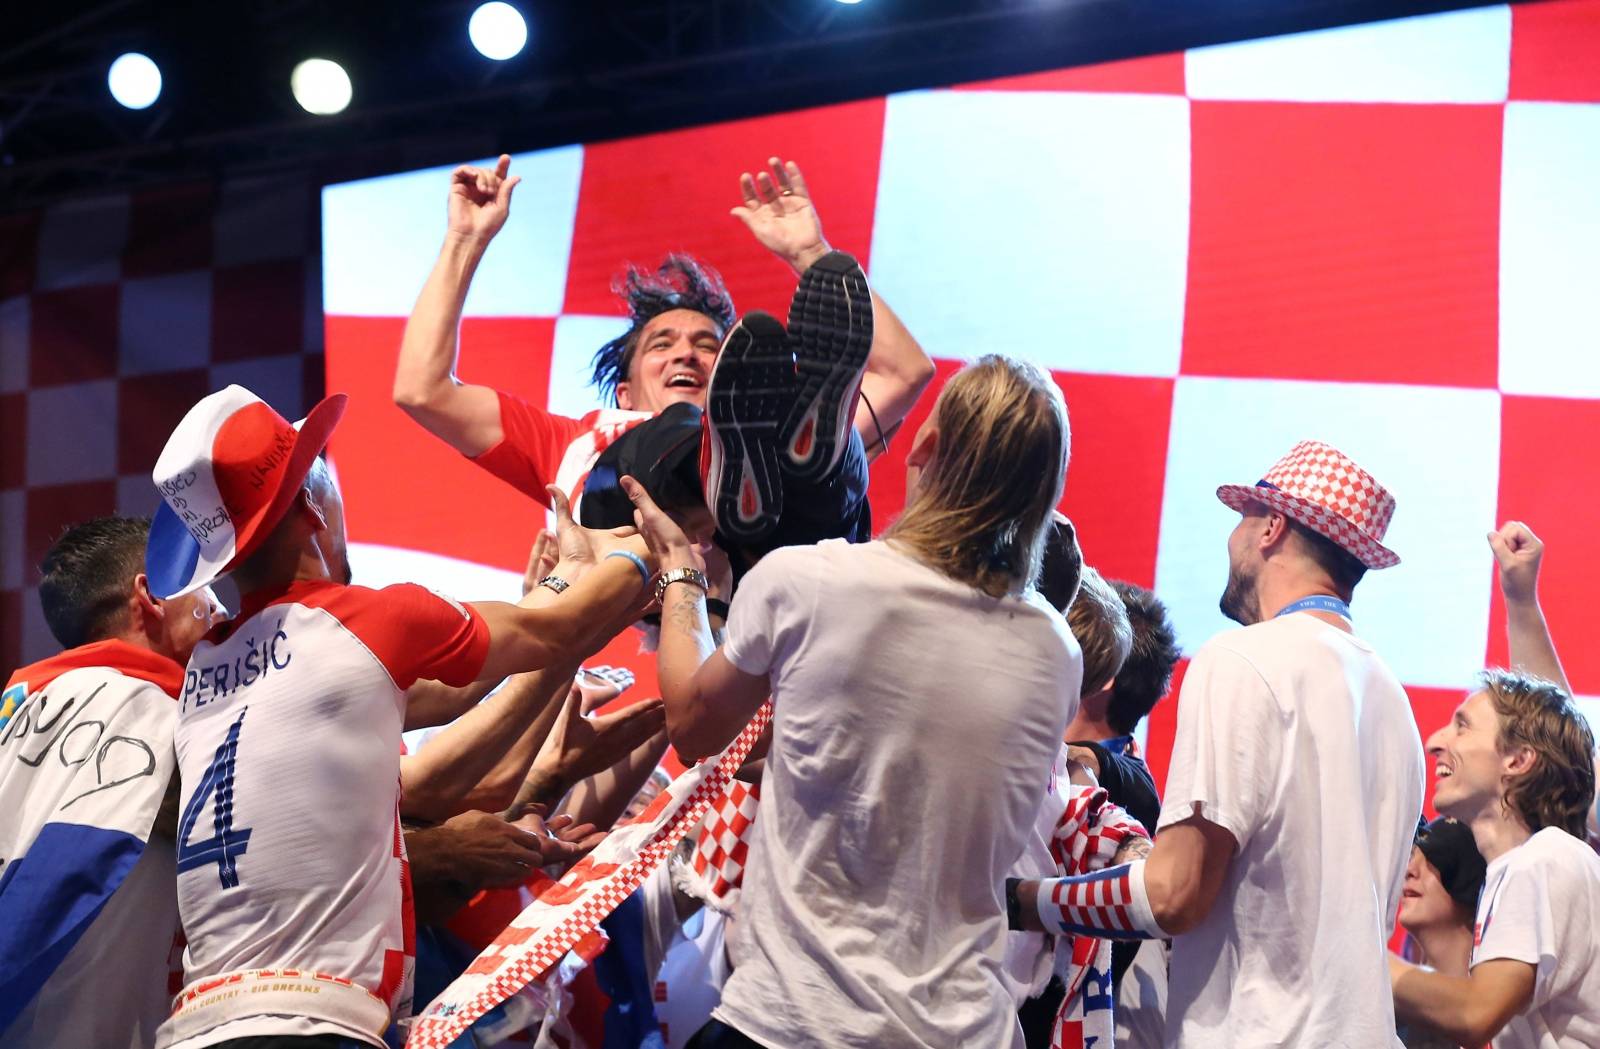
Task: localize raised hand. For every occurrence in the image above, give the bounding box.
[1488,520,1545,606]
[620,475,701,570]
[429,809,562,889]
[730,156,831,275]
[533,686,668,791]
[577,665,636,713]
[546,484,652,578]
[521,527,558,597]
[448,153,522,243]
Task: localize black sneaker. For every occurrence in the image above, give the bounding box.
[703,311,794,543]
[781,250,873,482]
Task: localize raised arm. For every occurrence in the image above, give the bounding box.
[622,477,770,760]
[1488,521,1571,693]
[731,157,935,459]
[392,154,521,456]
[400,662,578,823]
[469,487,657,686]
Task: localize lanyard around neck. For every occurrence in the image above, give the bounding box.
[1275,595,1352,621]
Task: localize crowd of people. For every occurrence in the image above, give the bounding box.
[2,151,1598,1049]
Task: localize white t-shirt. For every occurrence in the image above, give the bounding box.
[711,539,1083,1049]
[1472,826,1600,1048]
[160,580,489,1049]
[1157,612,1423,1048]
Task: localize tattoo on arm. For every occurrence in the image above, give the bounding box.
[667,589,707,641]
[1113,834,1154,866]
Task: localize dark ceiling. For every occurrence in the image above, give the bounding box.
[1,0,1500,212]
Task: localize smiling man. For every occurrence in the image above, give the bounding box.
[1390,523,1600,1049]
[393,154,933,541]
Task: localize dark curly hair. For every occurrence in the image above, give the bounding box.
[590,254,737,404]
[1106,580,1180,737]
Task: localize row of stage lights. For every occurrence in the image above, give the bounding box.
[107,0,867,114]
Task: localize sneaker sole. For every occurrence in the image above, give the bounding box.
[782,251,873,482]
[705,312,792,543]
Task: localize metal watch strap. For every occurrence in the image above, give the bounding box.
[537,574,570,595]
[655,566,710,603]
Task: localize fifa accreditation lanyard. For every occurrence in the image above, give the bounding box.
[1275,595,1352,621]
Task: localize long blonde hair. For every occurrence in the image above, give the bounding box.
[885,355,1069,597]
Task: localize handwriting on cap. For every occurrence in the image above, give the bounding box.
[247,430,296,491]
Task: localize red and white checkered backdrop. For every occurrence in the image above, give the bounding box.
[0,175,324,677]
[7,1,1600,807]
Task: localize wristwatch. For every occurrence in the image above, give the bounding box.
[655,566,710,603]
[1005,877,1024,931]
[537,574,570,595]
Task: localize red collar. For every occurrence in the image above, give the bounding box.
[5,639,185,699]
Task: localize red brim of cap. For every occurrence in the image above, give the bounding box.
[223,393,348,573]
[1216,482,1400,570]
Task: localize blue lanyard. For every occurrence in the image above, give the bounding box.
[1275,595,1352,621]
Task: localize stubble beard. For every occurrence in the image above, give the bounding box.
[1219,562,1260,626]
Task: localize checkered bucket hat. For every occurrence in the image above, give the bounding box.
[1216,440,1399,569]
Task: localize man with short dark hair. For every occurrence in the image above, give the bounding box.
[393,154,934,550]
[1012,440,1424,1048]
[145,384,656,1049]
[1,516,220,1049]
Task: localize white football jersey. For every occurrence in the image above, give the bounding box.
[159,580,488,1049]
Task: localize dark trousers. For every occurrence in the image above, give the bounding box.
[685,1019,772,1049]
[749,427,872,550]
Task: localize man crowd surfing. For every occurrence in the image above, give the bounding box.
[2,152,1596,1049]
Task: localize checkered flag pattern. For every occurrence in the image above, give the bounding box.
[318,1,1600,810]
[403,703,773,1049]
[688,780,761,906]
[1,174,323,676]
[1048,784,1148,878]
[1217,440,1399,568]
[1045,784,1148,1049]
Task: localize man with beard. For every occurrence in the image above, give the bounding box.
[1011,440,1424,1047]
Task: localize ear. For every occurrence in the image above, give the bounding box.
[301,486,330,532]
[615,382,634,411]
[131,572,163,624]
[1502,743,1538,779]
[906,423,939,470]
[1259,510,1293,555]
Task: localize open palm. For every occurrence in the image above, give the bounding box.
[731,157,830,274]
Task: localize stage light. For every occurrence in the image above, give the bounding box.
[291,59,353,115]
[833,0,866,5]
[469,3,529,61]
[108,53,162,110]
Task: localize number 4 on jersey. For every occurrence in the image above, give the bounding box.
[177,708,253,888]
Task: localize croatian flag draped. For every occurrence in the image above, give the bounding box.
[0,641,183,1034]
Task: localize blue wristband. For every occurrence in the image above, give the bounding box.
[606,550,651,587]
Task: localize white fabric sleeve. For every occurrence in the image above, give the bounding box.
[1156,641,1281,851]
[721,548,802,677]
[1473,851,1558,1004]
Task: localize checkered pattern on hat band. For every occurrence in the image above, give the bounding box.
[403,704,773,1049]
[1216,440,1400,569]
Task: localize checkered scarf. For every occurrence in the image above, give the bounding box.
[403,705,772,1048]
[676,781,761,913]
[1047,784,1149,1049]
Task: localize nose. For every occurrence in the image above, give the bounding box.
[1424,724,1447,756]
